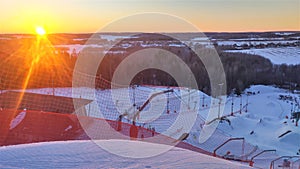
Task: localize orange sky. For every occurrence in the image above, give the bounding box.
[0,0,299,33]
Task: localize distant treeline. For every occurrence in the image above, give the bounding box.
[0,36,299,96]
[219,52,300,95]
[0,38,75,90]
[101,51,300,95]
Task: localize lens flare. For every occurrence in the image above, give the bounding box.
[36,26,46,36]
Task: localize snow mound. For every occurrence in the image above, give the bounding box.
[280,132,300,146]
[218,85,300,156]
[0,140,252,169]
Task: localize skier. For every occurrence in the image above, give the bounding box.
[116,115,123,131]
[151,127,155,137]
[282,159,290,169]
[223,151,232,159]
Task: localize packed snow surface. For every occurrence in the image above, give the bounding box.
[0,140,252,169]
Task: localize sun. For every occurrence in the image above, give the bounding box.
[35,26,46,36]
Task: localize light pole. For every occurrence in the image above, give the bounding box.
[218,83,224,118]
[245,93,249,112]
[132,85,136,107]
[218,97,222,118]
[231,95,234,116]
[240,95,243,114]
[167,87,170,113]
[202,94,205,107]
[188,74,192,110]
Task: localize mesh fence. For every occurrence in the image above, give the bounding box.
[0,35,285,168]
[0,72,284,168]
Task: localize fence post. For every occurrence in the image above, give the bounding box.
[249,149,276,167]
[269,156,299,169]
[213,137,244,157]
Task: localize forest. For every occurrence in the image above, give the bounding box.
[0,34,299,96]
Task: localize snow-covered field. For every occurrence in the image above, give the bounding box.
[216,40,299,46]
[54,44,104,54]
[0,140,252,169]
[50,33,299,65]
[225,47,300,65]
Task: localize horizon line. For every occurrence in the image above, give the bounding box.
[1,30,300,35]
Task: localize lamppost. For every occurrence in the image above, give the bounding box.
[245,93,249,112]
[132,85,136,107]
[231,95,234,116]
[202,94,205,107]
[218,83,224,118]
[240,94,243,114]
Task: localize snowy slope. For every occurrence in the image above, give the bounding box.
[214,85,300,156]
[0,140,251,169]
[9,85,300,163]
